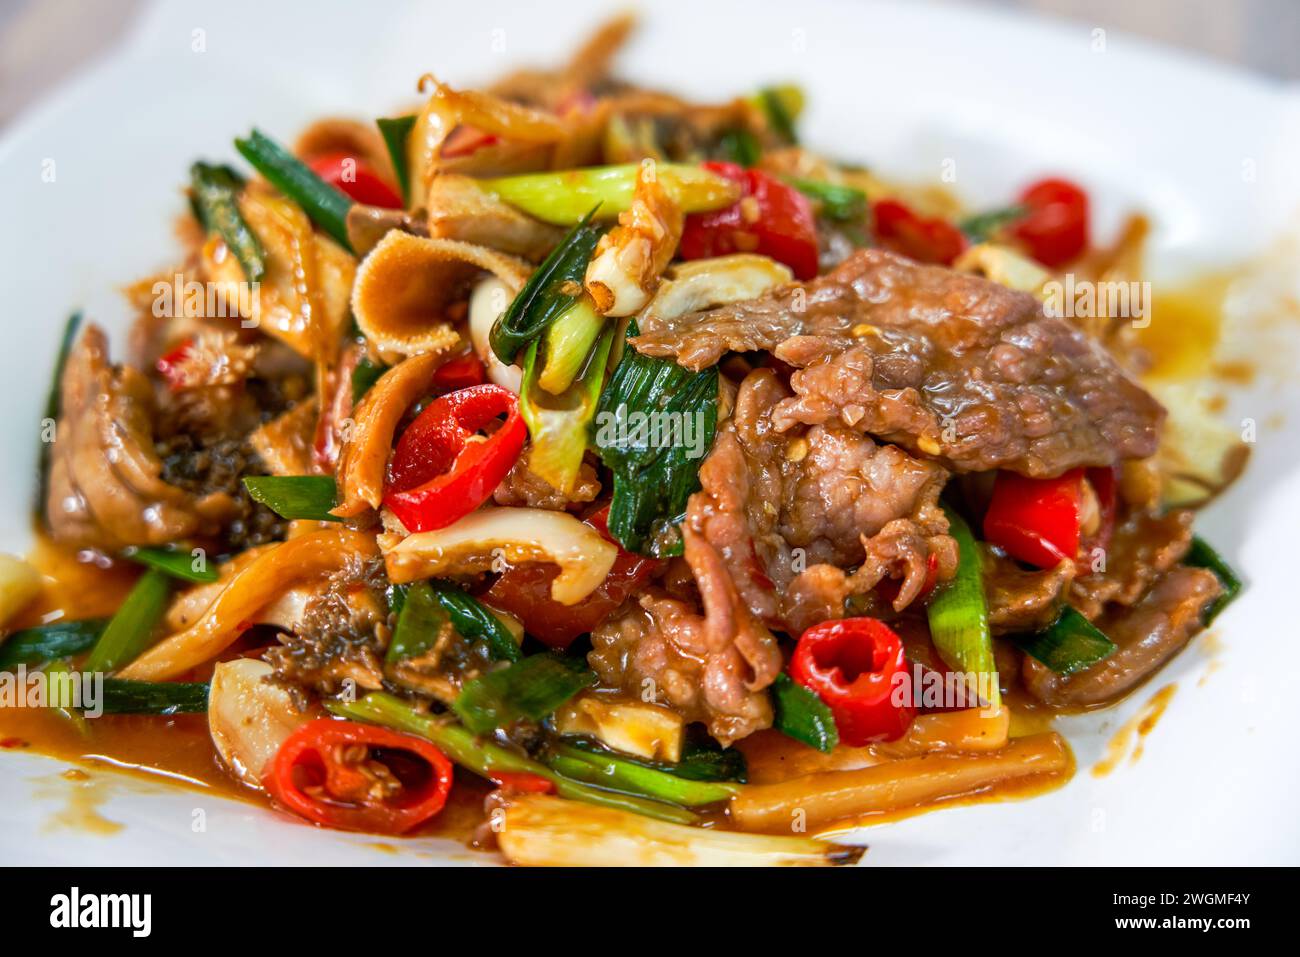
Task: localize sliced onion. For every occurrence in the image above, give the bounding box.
[384,507,617,605]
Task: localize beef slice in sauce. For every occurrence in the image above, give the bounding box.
[1022,565,1220,708]
[589,586,778,746]
[631,249,1164,477]
[685,368,956,635]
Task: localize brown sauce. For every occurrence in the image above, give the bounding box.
[1092,682,1177,777]
[3,535,493,849]
[0,703,494,847]
[811,760,1075,838]
[33,768,125,837]
[1138,273,1233,381]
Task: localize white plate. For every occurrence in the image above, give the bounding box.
[2,0,1298,866]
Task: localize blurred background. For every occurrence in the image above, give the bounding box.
[2,0,1298,128]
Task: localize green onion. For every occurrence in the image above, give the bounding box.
[520,323,616,495]
[428,582,522,663]
[546,741,740,805]
[452,652,595,735]
[489,208,602,365]
[0,618,105,670]
[124,547,218,584]
[43,661,90,735]
[351,356,386,405]
[594,319,719,556]
[958,204,1028,243]
[480,163,740,226]
[1184,535,1242,624]
[36,311,82,524]
[789,177,867,222]
[384,581,449,666]
[241,475,341,522]
[189,161,266,282]
[1016,606,1116,676]
[717,128,761,167]
[538,296,607,394]
[330,693,698,824]
[770,672,839,753]
[753,85,803,144]
[565,733,748,783]
[99,678,209,714]
[81,569,171,674]
[926,504,1000,707]
[234,128,354,252]
[375,114,417,205]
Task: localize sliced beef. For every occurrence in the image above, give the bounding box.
[983,548,1074,634]
[1070,507,1194,620]
[1022,565,1220,708]
[631,249,1164,477]
[685,368,955,635]
[588,587,777,746]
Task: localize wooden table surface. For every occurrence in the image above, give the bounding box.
[1,0,1296,129]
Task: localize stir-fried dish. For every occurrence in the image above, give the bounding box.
[0,16,1246,866]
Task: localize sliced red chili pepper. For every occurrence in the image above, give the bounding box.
[265,718,453,834]
[487,770,556,794]
[983,468,1085,569]
[872,199,967,265]
[384,383,526,533]
[308,152,403,209]
[1009,177,1089,268]
[155,340,194,391]
[790,617,915,745]
[680,161,820,279]
[431,352,486,392]
[442,126,500,158]
[482,505,663,649]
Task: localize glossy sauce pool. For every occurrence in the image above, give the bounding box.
[1,535,493,846]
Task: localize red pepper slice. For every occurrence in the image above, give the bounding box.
[680,161,820,279]
[983,469,1085,569]
[155,340,194,391]
[308,152,404,209]
[431,352,486,392]
[790,617,915,745]
[487,771,556,794]
[384,384,526,533]
[265,718,453,834]
[871,199,967,265]
[1009,177,1089,268]
[482,505,662,649]
[442,126,501,159]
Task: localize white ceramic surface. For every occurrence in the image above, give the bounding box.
[2,0,1298,865]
